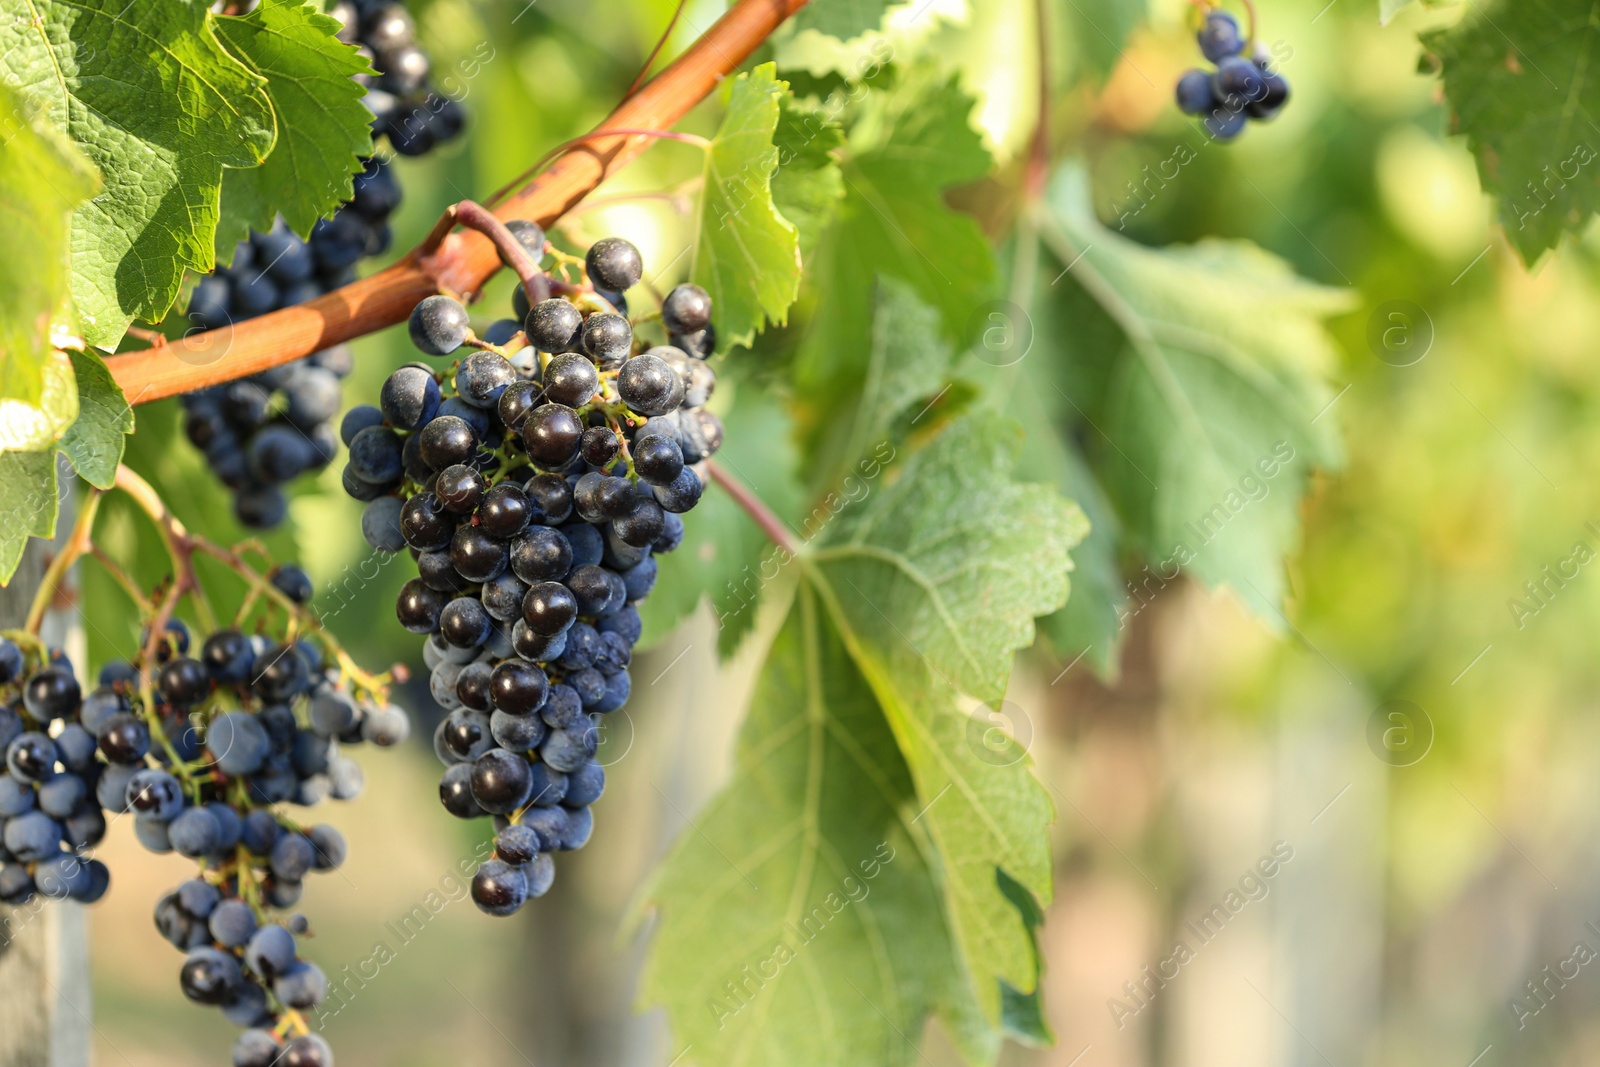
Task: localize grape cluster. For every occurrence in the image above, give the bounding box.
[341,231,722,915]
[1175,7,1289,140]
[88,571,406,1067]
[182,0,466,530]
[0,637,112,907]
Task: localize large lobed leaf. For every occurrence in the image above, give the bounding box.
[1032,165,1349,661]
[213,0,375,256]
[0,0,275,346]
[641,583,982,1067]
[692,63,804,350]
[809,413,1082,1023]
[1423,0,1600,262]
[0,83,98,406]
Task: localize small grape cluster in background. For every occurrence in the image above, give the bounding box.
[1175,4,1289,140]
[102,570,405,1067]
[182,0,465,530]
[340,226,722,916]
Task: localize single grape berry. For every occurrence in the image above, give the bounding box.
[580,426,620,467]
[617,353,684,417]
[380,366,441,430]
[497,380,543,431]
[523,581,578,637]
[661,283,712,334]
[455,351,516,408]
[479,484,533,539]
[525,299,583,353]
[449,526,509,583]
[397,579,449,634]
[579,312,632,367]
[522,404,584,468]
[633,434,684,485]
[490,660,549,716]
[436,463,487,513]
[418,415,478,471]
[269,564,313,605]
[1176,69,1214,114]
[543,353,600,407]
[1198,9,1244,62]
[1214,55,1264,105]
[409,295,472,355]
[1205,106,1246,141]
[23,666,80,721]
[585,237,643,292]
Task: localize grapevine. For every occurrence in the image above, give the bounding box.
[7,0,1520,1060]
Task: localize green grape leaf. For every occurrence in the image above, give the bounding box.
[638,382,804,658]
[58,349,133,490]
[0,352,78,454]
[0,0,276,347]
[773,96,846,262]
[0,450,58,587]
[808,411,1086,1022]
[641,582,985,1067]
[1036,164,1349,627]
[0,84,99,406]
[790,0,894,41]
[213,0,374,257]
[1423,0,1600,262]
[692,63,803,350]
[795,72,996,404]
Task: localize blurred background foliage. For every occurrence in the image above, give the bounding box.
[80,0,1600,1064]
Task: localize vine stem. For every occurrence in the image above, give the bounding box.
[109,465,394,697]
[24,489,102,634]
[703,460,799,556]
[442,200,551,308]
[627,0,691,99]
[1025,0,1051,204]
[114,465,217,632]
[104,0,809,405]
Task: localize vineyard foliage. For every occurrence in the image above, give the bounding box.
[0,0,1577,1060]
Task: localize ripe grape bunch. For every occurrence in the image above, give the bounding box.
[1175,3,1290,140]
[341,227,722,915]
[119,589,406,1065]
[102,568,405,1067]
[182,0,465,530]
